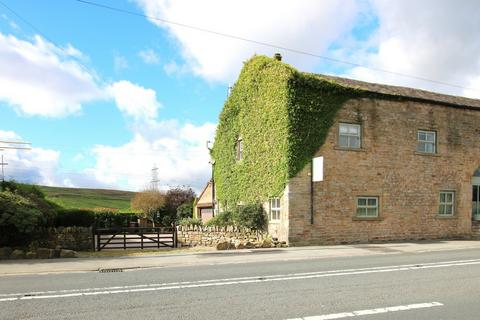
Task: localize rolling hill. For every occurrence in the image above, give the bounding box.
[40,186,136,210]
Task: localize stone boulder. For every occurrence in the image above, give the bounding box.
[244,241,255,249]
[235,241,245,249]
[53,246,62,258]
[261,238,274,248]
[37,248,52,259]
[59,249,78,258]
[25,251,37,259]
[216,241,230,250]
[10,249,25,259]
[0,247,12,259]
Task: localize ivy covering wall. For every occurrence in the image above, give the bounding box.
[212,55,365,206]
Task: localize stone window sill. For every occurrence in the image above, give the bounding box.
[352,216,384,221]
[414,151,441,157]
[334,147,366,152]
[435,215,457,219]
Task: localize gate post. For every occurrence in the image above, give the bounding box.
[173,223,177,248]
[91,222,96,252]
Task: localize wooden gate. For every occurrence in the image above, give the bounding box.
[93,226,177,251]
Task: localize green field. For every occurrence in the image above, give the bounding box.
[40,186,136,210]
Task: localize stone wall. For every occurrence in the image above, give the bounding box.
[288,97,480,245]
[177,225,267,248]
[43,227,93,251]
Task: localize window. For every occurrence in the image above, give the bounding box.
[339,123,361,149]
[269,198,281,221]
[417,130,436,153]
[439,191,455,216]
[236,138,243,161]
[356,197,378,218]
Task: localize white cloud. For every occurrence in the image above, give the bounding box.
[342,0,480,98]
[107,80,161,120]
[163,60,188,76]
[87,120,216,192]
[139,49,160,64]
[0,33,103,117]
[135,0,360,82]
[0,130,62,186]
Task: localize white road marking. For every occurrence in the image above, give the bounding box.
[1,258,480,302]
[287,302,443,319]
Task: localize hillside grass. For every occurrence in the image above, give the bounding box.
[40,186,135,210]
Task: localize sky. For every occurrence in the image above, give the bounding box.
[0,0,479,193]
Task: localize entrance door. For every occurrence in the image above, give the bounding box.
[473,175,480,220]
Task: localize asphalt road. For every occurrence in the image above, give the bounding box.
[1,248,480,320]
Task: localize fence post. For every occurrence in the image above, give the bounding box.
[157,228,160,249]
[123,228,126,250]
[140,228,144,249]
[173,224,177,248]
[91,222,96,252]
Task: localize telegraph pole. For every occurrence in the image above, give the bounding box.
[0,140,32,186]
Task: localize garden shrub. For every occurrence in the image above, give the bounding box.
[205,211,235,227]
[176,202,193,220]
[0,189,49,246]
[236,203,267,230]
[178,217,203,227]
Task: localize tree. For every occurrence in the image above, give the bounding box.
[130,189,166,226]
[163,186,196,224]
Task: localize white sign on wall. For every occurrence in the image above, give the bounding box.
[312,156,324,182]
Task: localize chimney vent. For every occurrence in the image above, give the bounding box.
[274,53,282,61]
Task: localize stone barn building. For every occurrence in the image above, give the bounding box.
[212,55,480,245]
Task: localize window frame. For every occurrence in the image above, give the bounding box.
[438,191,455,216]
[269,197,281,221]
[356,196,379,218]
[338,123,362,149]
[417,130,437,154]
[236,138,243,161]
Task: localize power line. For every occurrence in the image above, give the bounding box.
[0,140,32,183]
[72,0,480,93]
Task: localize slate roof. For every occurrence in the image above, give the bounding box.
[310,73,480,110]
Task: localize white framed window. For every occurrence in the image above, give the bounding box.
[356,196,378,218]
[417,130,436,153]
[236,138,243,161]
[439,191,455,216]
[269,198,281,221]
[339,123,361,149]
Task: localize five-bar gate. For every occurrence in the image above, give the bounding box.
[93,226,177,251]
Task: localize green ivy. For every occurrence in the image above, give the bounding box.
[212,55,368,206]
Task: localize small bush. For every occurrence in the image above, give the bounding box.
[176,202,193,220]
[0,182,59,246]
[55,209,95,227]
[236,203,267,230]
[178,217,203,227]
[205,211,235,227]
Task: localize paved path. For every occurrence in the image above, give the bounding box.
[1,241,480,319]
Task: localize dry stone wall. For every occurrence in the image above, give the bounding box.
[177,225,273,249]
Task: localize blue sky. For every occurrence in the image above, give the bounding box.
[0,0,479,192]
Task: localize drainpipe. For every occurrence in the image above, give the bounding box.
[211,162,215,215]
[310,160,314,224]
